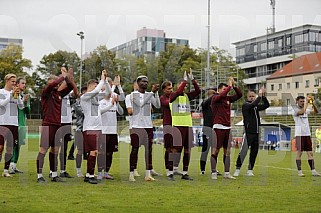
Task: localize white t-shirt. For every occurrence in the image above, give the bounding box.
[131,91,160,128]
[100,96,122,134]
[125,94,133,129]
[61,93,72,124]
[292,105,311,136]
[0,89,24,126]
[81,80,105,131]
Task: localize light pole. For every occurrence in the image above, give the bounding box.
[206,0,211,89]
[77,31,84,90]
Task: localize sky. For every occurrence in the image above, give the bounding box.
[1,0,321,71]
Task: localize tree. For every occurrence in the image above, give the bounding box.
[0,44,32,87]
[83,45,117,83]
[36,50,80,80]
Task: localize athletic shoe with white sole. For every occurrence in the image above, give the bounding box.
[144,176,156,181]
[129,174,136,182]
[211,172,217,180]
[2,172,12,177]
[133,170,140,177]
[233,169,240,177]
[312,170,321,176]
[298,170,305,177]
[246,170,254,177]
[77,173,84,178]
[151,170,162,176]
[224,173,236,180]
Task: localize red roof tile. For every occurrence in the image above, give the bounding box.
[267,52,321,80]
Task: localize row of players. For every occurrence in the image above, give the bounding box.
[0,67,320,183]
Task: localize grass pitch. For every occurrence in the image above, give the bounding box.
[1,137,321,213]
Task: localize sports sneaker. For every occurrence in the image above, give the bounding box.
[60,171,73,178]
[129,174,136,182]
[200,171,205,175]
[233,169,240,177]
[144,176,156,181]
[217,170,222,176]
[133,170,140,177]
[224,173,236,180]
[298,170,305,177]
[9,167,15,174]
[104,174,114,180]
[77,172,84,178]
[97,174,103,182]
[88,177,98,184]
[2,172,12,177]
[246,170,254,177]
[37,177,46,183]
[167,174,175,181]
[84,177,89,182]
[151,170,162,176]
[51,176,65,182]
[181,174,193,181]
[14,168,23,173]
[211,172,217,180]
[312,170,321,176]
[173,169,183,176]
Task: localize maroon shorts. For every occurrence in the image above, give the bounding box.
[100,134,119,152]
[130,128,153,148]
[40,125,63,148]
[0,125,18,148]
[83,130,102,153]
[174,126,194,149]
[296,136,312,151]
[213,128,232,149]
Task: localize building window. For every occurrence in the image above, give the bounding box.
[310,32,316,42]
[261,42,267,51]
[268,40,274,49]
[304,33,309,42]
[237,47,245,56]
[305,80,310,88]
[295,82,299,89]
[278,39,283,47]
[287,82,290,89]
[271,84,274,91]
[286,36,291,45]
[254,44,257,53]
[278,83,282,91]
[295,34,303,44]
[286,99,291,106]
[315,79,319,87]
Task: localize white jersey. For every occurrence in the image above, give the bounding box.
[292,105,311,136]
[61,93,72,124]
[81,80,105,131]
[131,91,160,128]
[125,94,133,129]
[0,89,24,126]
[100,96,123,134]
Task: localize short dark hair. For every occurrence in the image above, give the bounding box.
[248,89,256,94]
[81,86,87,94]
[296,96,305,101]
[218,83,228,89]
[87,79,99,86]
[136,75,148,83]
[161,80,172,90]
